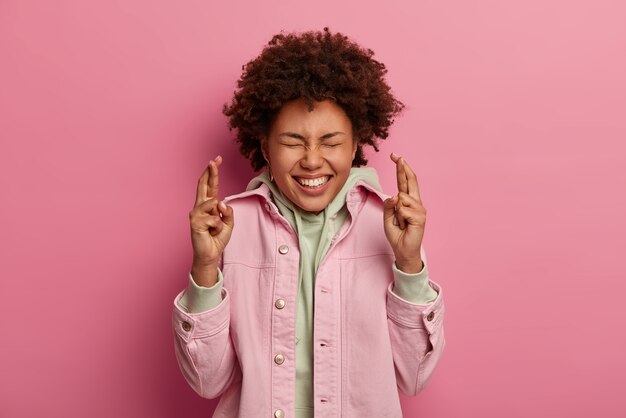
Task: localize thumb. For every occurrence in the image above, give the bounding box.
[383,196,398,225]
[218,201,235,230]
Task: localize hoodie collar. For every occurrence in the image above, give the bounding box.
[237,166,388,209]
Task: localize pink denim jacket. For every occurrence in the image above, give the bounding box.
[172,180,445,418]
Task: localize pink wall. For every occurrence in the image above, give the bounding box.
[1,0,624,416]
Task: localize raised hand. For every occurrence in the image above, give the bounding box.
[383,152,427,274]
[189,155,235,271]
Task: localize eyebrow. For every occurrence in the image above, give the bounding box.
[278,131,345,141]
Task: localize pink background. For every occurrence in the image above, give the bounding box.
[1,0,624,417]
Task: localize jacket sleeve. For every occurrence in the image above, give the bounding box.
[386,246,445,396]
[172,266,241,399]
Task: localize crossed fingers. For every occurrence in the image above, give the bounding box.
[390,152,422,203]
[195,155,223,208]
[389,152,424,229]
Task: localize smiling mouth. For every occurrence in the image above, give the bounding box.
[293,175,331,188]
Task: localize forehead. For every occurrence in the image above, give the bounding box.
[269,98,352,133]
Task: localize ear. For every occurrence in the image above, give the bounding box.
[351,138,358,161]
[260,135,269,162]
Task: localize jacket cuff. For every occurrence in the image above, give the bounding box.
[391,260,438,304]
[176,268,225,314]
[387,278,444,333]
[172,283,230,343]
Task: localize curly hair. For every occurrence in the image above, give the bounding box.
[222,27,405,171]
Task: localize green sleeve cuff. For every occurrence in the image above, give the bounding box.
[391,260,438,304]
[176,268,225,313]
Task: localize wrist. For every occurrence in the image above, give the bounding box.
[190,262,219,288]
[192,254,219,269]
[395,258,423,274]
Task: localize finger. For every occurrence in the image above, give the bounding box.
[394,155,408,194]
[190,213,223,234]
[195,164,211,207]
[207,156,224,216]
[194,155,222,207]
[207,158,220,200]
[397,192,420,209]
[383,196,397,222]
[395,193,407,229]
[196,196,219,214]
[397,205,426,228]
[217,200,235,230]
[384,196,401,227]
[401,159,422,202]
[206,214,224,236]
[396,206,418,229]
[397,192,427,226]
[397,211,406,229]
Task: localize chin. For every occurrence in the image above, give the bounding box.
[294,200,327,214]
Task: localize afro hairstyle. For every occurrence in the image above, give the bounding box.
[222,27,405,171]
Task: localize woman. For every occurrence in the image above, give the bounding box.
[172,28,445,418]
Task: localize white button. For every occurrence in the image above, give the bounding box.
[275,299,285,309]
[274,409,284,418]
[278,244,289,254]
[274,354,285,364]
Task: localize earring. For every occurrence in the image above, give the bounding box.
[265,159,274,181]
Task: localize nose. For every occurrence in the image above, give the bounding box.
[299,145,324,170]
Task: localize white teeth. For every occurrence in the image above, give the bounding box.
[296,176,329,187]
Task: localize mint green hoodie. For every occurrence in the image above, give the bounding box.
[177,166,437,417]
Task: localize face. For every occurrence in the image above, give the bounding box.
[261,98,358,215]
